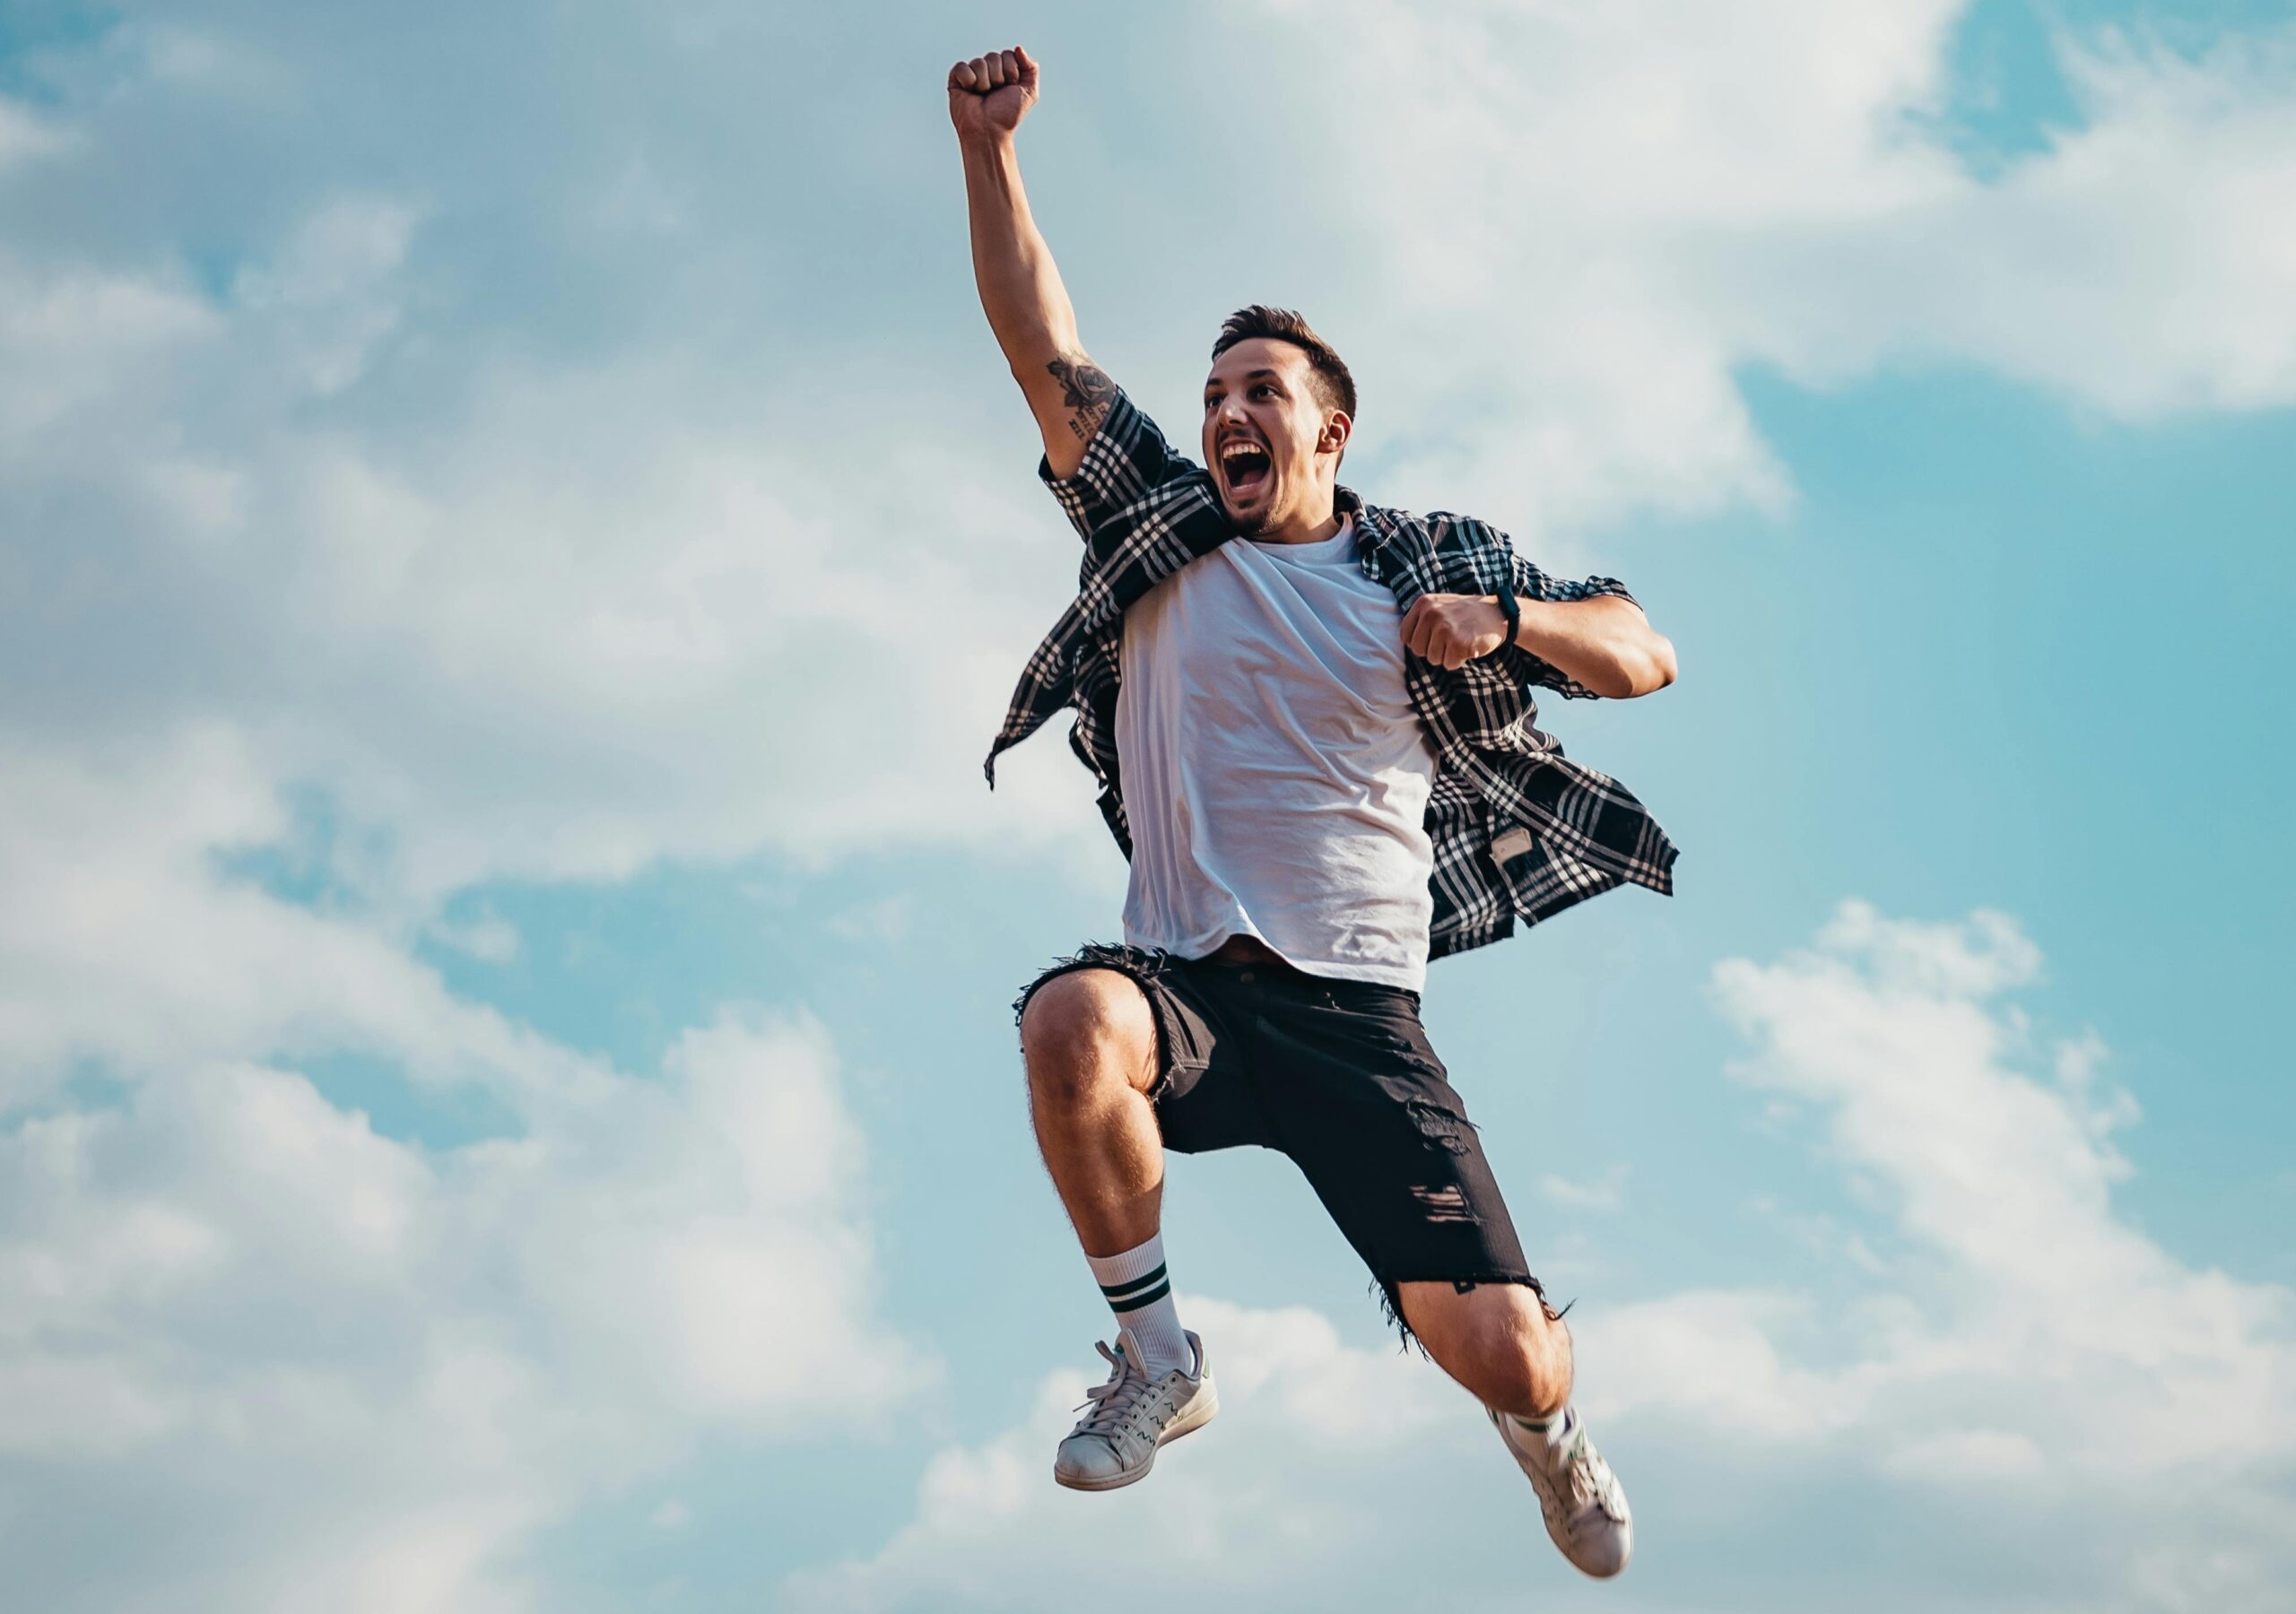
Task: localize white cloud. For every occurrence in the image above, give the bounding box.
[804,904,2296,1611]
[1536,1165,1629,1212]
[1600,901,2296,1602]
[429,909,522,964]
[1688,904,2296,1485]
[0,214,1094,901]
[0,254,220,438]
[1202,1,2296,542]
[0,1,2282,1061]
[230,195,418,395]
[3,8,2292,1610]
[0,96,73,168]
[4,2,2291,924]
[126,22,291,98]
[0,731,606,1107]
[825,894,914,943]
[783,1297,1474,1614]
[1744,27,2296,418]
[0,733,917,1610]
[0,1006,919,1612]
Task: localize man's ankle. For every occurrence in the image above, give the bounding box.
[1506,1403,1576,1449]
[1086,1233,1192,1376]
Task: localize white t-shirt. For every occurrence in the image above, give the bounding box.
[1114,517,1439,991]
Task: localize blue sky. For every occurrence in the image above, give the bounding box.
[2,3,2292,1610]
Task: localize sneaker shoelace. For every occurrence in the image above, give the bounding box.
[1071,1341,1165,1442]
[1517,1419,1618,1532]
[1550,1430,1622,1523]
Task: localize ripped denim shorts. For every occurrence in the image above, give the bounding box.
[1013,941,1549,1347]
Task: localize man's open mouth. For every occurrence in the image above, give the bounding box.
[1220,439,1272,496]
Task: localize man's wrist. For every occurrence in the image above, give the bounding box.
[958,126,1020,159]
[1485,584,1521,655]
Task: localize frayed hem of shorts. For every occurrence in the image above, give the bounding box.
[1010,941,1172,1029]
[1011,942,1183,1106]
[1371,1273,1570,1358]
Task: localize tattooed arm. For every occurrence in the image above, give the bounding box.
[948,46,1113,477]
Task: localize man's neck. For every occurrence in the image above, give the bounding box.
[1251,495,1344,546]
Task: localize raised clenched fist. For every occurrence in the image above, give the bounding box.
[948,46,1039,141]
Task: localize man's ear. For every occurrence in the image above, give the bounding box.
[1318,410,1352,457]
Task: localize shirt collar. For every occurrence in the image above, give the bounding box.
[1335,484,1404,576]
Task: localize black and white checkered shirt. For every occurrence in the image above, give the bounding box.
[983,386,1677,961]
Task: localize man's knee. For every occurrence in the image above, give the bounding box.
[1019,968,1159,1106]
[1406,1281,1574,1416]
[1477,1326,1572,1417]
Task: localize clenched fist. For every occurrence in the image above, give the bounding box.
[948,46,1039,141]
[1403,593,1512,670]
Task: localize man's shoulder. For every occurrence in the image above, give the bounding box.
[1353,491,1493,529]
[1353,499,1509,556]
[1100,386,1207,469]
[1040,384,1221,541]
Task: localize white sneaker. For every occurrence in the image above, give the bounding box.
[1489,1405,1634,1577]
[1052,1327,1218,1492]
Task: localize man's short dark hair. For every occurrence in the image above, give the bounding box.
[1212,305,1357,423]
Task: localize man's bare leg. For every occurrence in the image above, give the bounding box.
[1400,1279,1632,1577]
[1396,1280,1572,1419]
[1019,968,1217,1490]
[1018,968,1164,1255]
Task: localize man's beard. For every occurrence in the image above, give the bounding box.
[1227,480,1278,536]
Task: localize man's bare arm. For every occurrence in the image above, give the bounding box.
[1402,593,1679,697]
[1510,595,1677,697]
[949,46,1110,478]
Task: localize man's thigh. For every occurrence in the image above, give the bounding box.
[1012,943,1273,1152]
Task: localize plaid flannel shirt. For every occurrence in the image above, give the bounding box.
[983,386,1677,961]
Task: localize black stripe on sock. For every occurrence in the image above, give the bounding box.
[1098,1263,1167,1303]
[1108,1278,1171,1314]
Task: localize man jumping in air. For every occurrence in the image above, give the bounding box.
[954,46,1679,1578]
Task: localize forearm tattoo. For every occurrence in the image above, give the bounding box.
[1047,354,1117,440]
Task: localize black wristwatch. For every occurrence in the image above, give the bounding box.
[1487,571,1521,658]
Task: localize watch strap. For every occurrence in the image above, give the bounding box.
[1489,570,1521,657]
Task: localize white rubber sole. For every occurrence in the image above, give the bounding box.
[1053,1382,1221,1492]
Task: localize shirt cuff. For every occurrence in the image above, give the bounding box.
[1034,387,1145,521]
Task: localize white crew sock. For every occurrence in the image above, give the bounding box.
[1085,1234,1193,1379]
[1509,1404,1578,1455]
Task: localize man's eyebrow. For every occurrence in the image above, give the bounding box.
[1204,368,1286,393]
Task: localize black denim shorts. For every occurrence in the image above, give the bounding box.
[1014,942,1547,1344]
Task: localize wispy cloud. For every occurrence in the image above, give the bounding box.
[783,1297,1465,1613]
[0,999,922,1611]
[2,5,2291,1610]
[1583,901,2296,1602]
[804,903,2296,1611]
[1536,1165,1629,1212]
[0,96,74,168]
[6,2,2292,918]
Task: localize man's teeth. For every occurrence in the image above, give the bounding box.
[1222,443,1269,480]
